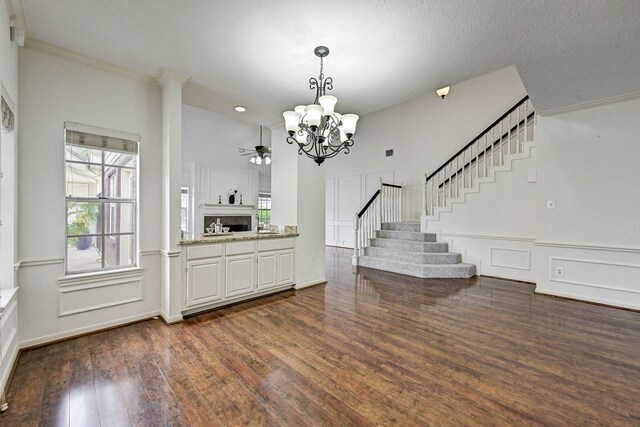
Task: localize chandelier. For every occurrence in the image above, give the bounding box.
[283,46,359,165]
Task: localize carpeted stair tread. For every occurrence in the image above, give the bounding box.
[358,256,476,279]
[364,246,461,264]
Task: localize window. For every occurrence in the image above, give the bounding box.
[64,122,139,274]
[181,186,189,236]
[257,193,271,230]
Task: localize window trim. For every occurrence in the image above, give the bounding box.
[63,124,140,276]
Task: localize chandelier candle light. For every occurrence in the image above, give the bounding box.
[283,46,359,165]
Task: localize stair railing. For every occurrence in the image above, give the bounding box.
[422,96,536,216]
[353,180,402,263]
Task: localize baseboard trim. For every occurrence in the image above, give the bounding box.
[534,289,640,313]
[480,274,535,285]
[2,347,21,405]
[159,313,184,325]
[19,310,161,350]
[294,279,327,290]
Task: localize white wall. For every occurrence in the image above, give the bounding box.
[0,1,18,102]
[270,126,298,226]
[324,66,528,221]
[0,0,20,397]
[426,144,538,282]
[325,170,393,248]
[182,104,270,195]
[271,125,326,288]
[535,97,640,309]
[17,46,163,346]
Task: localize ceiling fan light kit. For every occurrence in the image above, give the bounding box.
[239,125,271,165]
[283,46,359,166]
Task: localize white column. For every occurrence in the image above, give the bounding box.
[0,87,17,289]
[158,68,190,323]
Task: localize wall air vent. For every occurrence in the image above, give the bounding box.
[385,149,394,157]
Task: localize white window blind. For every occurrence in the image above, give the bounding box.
[64,122,139,154]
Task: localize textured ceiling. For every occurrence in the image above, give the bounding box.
[21,0,640,125]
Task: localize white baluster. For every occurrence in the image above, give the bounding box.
[516,103,521,153]
[353,213,359,259]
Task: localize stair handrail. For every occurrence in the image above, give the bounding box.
[353,181,402,265]
[422,96,535,217]
[426,95,530,183]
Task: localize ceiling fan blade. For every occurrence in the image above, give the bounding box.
[240,152,256,156]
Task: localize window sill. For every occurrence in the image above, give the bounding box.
[59,267,143,287]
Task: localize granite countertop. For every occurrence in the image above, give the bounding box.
[179,231,299,246]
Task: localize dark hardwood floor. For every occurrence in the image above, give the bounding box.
[3,247,640,426]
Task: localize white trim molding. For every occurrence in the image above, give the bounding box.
[24,40,158,86]
[294,279,327,290]
[58,278,143,317]
[19,258,64,268]
[490,247,531,271]
[161,249,182,258]
[441,232,535,242]
[539,90,640,117]
[20,310,161,349]
[58,267,143,287]
[140,249,162,256]
[535,240,640,254]
[536,241,640,311]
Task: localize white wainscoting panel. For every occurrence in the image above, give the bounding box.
[490,247,531,271]
[326,171,394,249]
[438,232,536,282]
[337,175,361,221]
[536,243,640,310]
[0,290,19,393]
[59,277,143,317]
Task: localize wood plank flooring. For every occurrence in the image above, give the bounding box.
[3,246,640,426]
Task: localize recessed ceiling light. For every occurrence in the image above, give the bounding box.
[234,106,247,112]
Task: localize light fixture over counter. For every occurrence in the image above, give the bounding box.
[283,46,359,166]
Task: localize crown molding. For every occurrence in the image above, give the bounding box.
[24,39,159,86]
[157,68,190,87]
[539,90,640,117]
[5,0,27,34]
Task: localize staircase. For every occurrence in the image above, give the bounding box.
[352,96,535,280]
[358,222,476,278]
[422,96,535,221]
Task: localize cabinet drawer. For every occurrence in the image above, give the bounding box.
[258,238,295,252]
[225,241,255,256]
[186,244,223,260]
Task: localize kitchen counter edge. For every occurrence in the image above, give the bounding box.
[179,232,299,246]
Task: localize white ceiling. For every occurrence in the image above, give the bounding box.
[21,0,640,125]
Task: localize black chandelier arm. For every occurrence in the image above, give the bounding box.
[322,77,333,94]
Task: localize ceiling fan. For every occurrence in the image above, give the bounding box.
[238,125,271,165]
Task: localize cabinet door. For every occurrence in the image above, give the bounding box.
[258,251,278,290]
[225,254,256,298]
[186,258,223,308]
[277,250,295,286]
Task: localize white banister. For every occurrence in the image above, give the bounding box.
[422,96,535,221]
[353,180,404,266]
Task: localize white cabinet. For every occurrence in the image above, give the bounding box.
[225,254,256,298]
[186,257,224,308]
[258,251,278,290]
[182,237,295,313]
[277,249,295,286]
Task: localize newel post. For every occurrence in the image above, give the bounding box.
[352,212,360,266]
[421,173,427,217]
